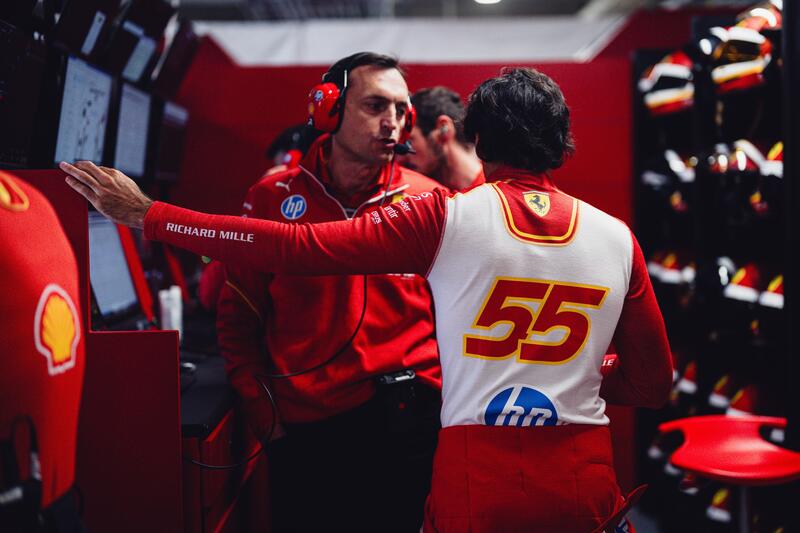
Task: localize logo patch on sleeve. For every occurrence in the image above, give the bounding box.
[280,194,307,220]
[483,385,558,427]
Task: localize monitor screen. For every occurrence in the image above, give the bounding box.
[88,211,140,320]
[114,83,151,177]
[0,21,46,168]
[54,56,112,165]
[152,21,198,100]
[120,21,156,83]
[53,0,121,59]
[154,101,188,182]
[102,0,174,80]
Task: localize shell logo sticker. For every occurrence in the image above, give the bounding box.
[0,171,30,212]
[523,190,550,217]
[34,284,80,376]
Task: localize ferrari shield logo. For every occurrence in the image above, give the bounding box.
[523,191,550,217]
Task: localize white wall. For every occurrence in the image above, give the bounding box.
[194,15,630,66]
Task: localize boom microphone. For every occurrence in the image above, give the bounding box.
[393,141,415,155]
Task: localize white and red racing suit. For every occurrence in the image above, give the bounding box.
[143,165,673,532]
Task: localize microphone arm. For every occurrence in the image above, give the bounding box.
[392,141,416,155]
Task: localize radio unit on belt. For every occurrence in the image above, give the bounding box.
[375,369,416,386]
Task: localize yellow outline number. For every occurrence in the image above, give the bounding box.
[463,277,609,365]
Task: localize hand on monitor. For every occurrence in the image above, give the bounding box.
[60,161,153,229]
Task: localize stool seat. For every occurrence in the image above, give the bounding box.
[658,415,800,486]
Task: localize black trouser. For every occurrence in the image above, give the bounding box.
[268,381,441,533]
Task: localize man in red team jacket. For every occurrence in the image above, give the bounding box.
[215,52,445,532]
[63,67,673,532]
[400,86,485,192]
[0,171,85,532]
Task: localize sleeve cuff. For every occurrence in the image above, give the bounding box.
[143,201,168,240]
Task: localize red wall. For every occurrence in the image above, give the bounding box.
[171,43,633,223]
[166,8,730,492]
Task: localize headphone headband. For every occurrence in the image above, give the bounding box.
[307,54,414,137]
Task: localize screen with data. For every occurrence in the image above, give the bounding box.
[54,56,112,164]
[88,211,140,320]
[114,83,151,177]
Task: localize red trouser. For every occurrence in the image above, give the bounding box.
[424,424,623,533]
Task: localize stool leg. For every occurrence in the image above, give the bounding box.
[739,486,750,533]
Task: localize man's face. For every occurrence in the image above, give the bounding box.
[400,125,445,180]
[333,65,411,166]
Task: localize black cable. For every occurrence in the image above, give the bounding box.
[183,377,277,470]
[265,274,368,379]
[186,158,399,469]
[72,484,84,518]
[265,158,398,379]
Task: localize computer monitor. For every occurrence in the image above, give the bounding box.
[151,21,199,100]
[153,101,188,182]
[54,56,113,165]
[0,20,46,168]
[88,211,141,327]
[102,0,175,83]
[114,83,151,178]
[52,0,121,60]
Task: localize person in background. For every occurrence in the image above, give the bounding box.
[215,52,445,532]
[63,67,673,532]
[264,123,323,175]
[399,86,484,191]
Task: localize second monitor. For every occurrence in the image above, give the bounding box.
[114,83,151,178]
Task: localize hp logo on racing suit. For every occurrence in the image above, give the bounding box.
[280,194,307,220]
[483,386,558,427]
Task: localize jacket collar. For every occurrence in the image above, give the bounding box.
[485,164,558,191]
[300,134,393,207]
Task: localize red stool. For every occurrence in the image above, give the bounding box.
[659,415,800,532]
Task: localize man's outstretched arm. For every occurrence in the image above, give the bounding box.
[61,161,447,277]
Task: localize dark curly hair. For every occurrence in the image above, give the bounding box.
[464,68,575,174]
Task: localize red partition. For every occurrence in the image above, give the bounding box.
[17,171,183,531]
[79,330,182,532]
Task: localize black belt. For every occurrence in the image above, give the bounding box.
[282,373,441,438]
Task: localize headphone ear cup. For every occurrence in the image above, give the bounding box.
[283,149,303,168]
[399,103,416,144]
[308,82,342,133]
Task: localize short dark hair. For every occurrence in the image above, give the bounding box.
[411,87,468,144]
[323,52,404,88]
[464,68,575,174]
[265,124,323,161]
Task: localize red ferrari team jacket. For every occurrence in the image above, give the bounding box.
[0,172,85,509]
[216,135,445,428]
